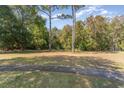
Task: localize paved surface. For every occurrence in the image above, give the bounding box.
[0,65,124,82]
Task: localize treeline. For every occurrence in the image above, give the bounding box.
[52,16,124,51]
[0,6,49,50]
[0,6,124,51]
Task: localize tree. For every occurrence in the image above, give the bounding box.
[71,5,76,52]
[59,5,85,52]
[29,16,48,49]
[0,5,48,50]
[110,16,124,51]
[51,27,62,49]
[71,6,85,52]
[38,5,59,51]
[0,5,124,52]
[15,5,48,50]
[75,20,95,50]
[0,6,22,50]
[11,6,32,50]
[86,16,111,51]
[59,25,72,49]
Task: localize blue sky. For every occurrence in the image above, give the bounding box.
[40,5,124,29]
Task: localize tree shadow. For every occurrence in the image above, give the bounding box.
[0,55,124,74]
[0,55,124,87]
[0,71,123,88]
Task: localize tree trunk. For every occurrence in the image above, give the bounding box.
[72,6,76,52]
[49,6,52,51]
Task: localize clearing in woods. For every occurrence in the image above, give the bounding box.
[0,51,124,88]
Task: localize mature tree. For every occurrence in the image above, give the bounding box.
[0,5,124,52]
[59,25,72,49]
[11,6,32,50]
[38,5,60,51]
[59,5,85,52]
[86,16,111,51]
[0,6,17,50]
[110,16,124,51]
[51,27,62,49]
[75,20,95,50]
[29,16,48,49]
[0,5,48,50]
[17,6,48,50]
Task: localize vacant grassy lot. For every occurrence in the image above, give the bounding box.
[0,71,124,88]
[0,51,124,88]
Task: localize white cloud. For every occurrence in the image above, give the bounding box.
[76,6,98,17]
[99,10,108,15]
[40,6,114,21]
[76,5,112,18]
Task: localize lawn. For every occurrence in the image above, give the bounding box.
[0,71,124,88]
[0,51,124,88]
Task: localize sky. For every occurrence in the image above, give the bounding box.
[39,5,124,29]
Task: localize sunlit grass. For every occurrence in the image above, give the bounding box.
[0,51,124,87]
[0,56,124,71]
[0,71,123,88]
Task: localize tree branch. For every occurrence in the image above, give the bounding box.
[39,8,49,16]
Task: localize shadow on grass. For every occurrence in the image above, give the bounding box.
[1,55,123,71]
[0,55,124,87]
[0,71,124,88]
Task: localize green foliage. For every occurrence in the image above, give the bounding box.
[0,5,124,51]
[51,27,62,49]
[59,25,72,50]
[58,16,124,51]
[0,5,48,50]
[85,15,124,51]
[28,16,48,49]
[75,21,96,50]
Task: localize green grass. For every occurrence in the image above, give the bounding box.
[0,52,124,87]
[1,56,124,71]
[0,71,124,88]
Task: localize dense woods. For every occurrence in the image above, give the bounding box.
[0,5,124,51]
